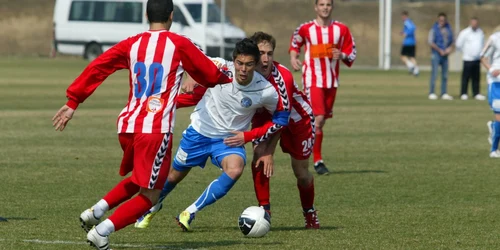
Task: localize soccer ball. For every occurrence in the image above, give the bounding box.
[238,206,271,237]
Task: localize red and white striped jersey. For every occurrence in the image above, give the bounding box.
[289,20,356,89]
[269,61,312,123]
[65,30,232,134]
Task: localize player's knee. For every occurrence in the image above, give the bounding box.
[224,165,244,180]
[292,159,310,182]
[139,188,161,204]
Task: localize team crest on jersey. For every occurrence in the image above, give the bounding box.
[240,97,252,108]
[146,96,164,113]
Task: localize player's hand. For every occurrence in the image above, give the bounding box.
[439,49,446,56]
[332,48,342,60]
[290,57,302,71]
[224,131,245,147]
[181,79,198,94]
[255,154,274,178]
[492,69,500,77]
[444,47,453,55]
[52,105,75,131]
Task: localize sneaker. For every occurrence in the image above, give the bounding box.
[490,151,500,158]
[488,121,493,145]
[87,227,109,250]
[428,93,438,100]
[314,161,330,175]
[413,67,420,77]
[134,205,161,229]
[475,94,486,101]
[441,94,453,100]
[176,211,195,231]
[461,94,468,100]
[80,208,100,233]
[303,209,320,229]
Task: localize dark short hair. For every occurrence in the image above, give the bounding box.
[232,38,260,63]
[147,0,174,23]
[471,16,478,20]
[402,11,409,16]
[438,12,447,18]
[315,0,334,5]
[249,32,276,50]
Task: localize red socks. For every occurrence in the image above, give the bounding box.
[313,131,323,164]
[297,176,315,211]
[251,161,270,207]
[103,177,140,210]
[108,194,152,231]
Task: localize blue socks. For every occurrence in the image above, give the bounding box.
[186,172,236,213]
[491,121,500,152]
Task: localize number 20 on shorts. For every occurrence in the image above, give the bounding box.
[133,62,165,98]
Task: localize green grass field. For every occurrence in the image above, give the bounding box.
[1,57,499,250]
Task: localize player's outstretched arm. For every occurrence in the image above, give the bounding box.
[176,85,207,109]
[253,130,282,178]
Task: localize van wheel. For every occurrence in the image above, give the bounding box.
[84,43,102,61]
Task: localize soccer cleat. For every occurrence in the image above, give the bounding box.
[412,67,420,77]
[260,205,272,220]
[303,209,320,229]
[314,161,330,175]
[460,94,468,100]
[428,93,438,100]
[474,94,486,101]
[87,227,110,250]
[176,211,195,231]
[80,208,100,233]
[490,151,500,158]
[488,121,493,145]
[135,204,162,229]
[441,94,453,100]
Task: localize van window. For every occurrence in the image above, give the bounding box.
[69,1,143,23]
[172,6,188,26]
[184,3,229,23]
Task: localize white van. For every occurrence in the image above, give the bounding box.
[53,0,246,60]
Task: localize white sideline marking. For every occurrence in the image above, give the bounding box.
[0,239,202,250]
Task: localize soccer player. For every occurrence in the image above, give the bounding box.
[134,38,290,230]
[400,11,419,76]
[289,0,356,175]
[480,30,500,158]
[51,0,232,249]
[249,31,319,229]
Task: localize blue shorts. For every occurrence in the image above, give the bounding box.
[172,126,246,172]
[488,82,500,113]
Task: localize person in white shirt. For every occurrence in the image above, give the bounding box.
[480,30,500,158]
[456,17,485,101]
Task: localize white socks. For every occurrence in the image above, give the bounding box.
[186,204,198,214]
[93,199,109,219]
[95,219,115,236]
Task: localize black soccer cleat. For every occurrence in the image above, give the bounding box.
[314,161,330,175]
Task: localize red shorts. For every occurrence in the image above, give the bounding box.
[306,86,337,119]
[118,133,173,190]
[252,112,313,160]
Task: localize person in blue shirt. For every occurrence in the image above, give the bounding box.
[428,12,454,100]
[400,11,419,76]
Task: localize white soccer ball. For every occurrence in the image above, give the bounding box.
[238,206,271,237]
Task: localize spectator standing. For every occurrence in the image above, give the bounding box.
[428,12,454,100]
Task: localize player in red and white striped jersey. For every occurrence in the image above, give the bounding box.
[249,32,319,229]
[289,0,356,175]
[51,1,232,248]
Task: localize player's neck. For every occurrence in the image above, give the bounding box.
[315,17,332,27]
[149,23,170,31]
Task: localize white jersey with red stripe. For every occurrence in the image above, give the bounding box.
[190,58,281,139]
[65,30,232,134]
[289,20,356,89]
[268,61,312,123]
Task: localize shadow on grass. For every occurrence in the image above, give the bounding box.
[1,217,37,221]
[118,240,282,249]
[271,225,340,231]
[330,170,386,175]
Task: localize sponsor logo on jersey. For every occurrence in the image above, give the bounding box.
[146,96,164,113]
[240,97,252,108]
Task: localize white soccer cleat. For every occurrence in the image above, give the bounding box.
[428,93,438,100]
[487,121,493,145]
[475,94,486,101]
[490,151,500,158]
[460,94,468,100]
[80,208,100,233]
[87,227,110,250]
[441,94,453,100]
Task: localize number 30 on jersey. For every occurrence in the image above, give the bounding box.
[133,62,165,98]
